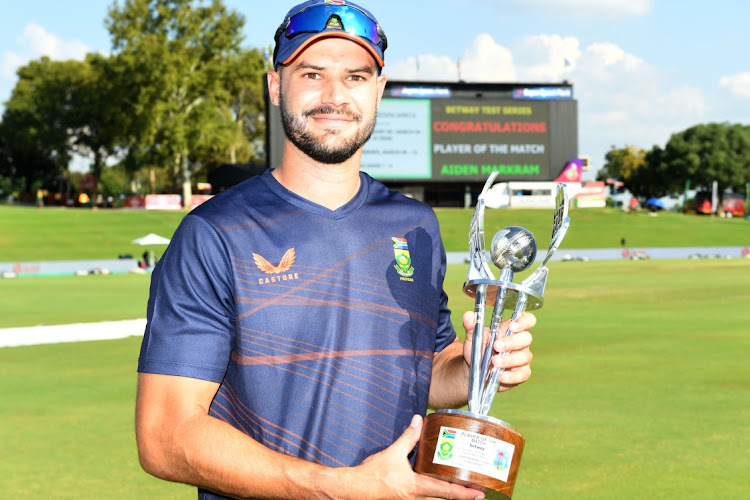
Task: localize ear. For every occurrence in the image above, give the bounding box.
[375,72,388,107]
[267,70,282,107]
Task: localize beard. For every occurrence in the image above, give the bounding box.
[279,91,377,164]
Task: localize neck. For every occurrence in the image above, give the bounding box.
[273,141,363,210]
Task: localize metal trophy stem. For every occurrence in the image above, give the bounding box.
[464,176,570,416]
[478,184,571,414]
[465,172,499,413]
[414,171,570,498]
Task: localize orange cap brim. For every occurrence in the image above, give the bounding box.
[279,31,384,68]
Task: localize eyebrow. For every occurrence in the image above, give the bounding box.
[293,61,377,76]
[347,65,377,75]
[293,62,326,72]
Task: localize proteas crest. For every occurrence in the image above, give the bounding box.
[392,237,414,278]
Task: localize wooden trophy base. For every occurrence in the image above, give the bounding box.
[414,410,525,500]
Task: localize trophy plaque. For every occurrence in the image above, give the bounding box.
[414,171,571,499]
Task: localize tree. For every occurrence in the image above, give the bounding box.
[628,145,678,200]
[0,121,27,198]
[660,123,750,202]
[0,57,80,194]
[190,48,267,170]
[106,0,246,208]
[66,53,128,204]
[602,124,750,203]
[0,122,12,191]
[1,55,128,200]
[100,161,134,199]
[598,145,647,183]
[597,145,653,199]
[217,48,268,165]
[597,144,646,190]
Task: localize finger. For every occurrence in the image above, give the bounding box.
[492,348,533,370]
[414,474,485,500]
[495,331,533,353]
[389,414,423,457]
[462,311,476,337]
[508,312,536,333]
[497,365,532,388]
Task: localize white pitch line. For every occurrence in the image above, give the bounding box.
[0,319,147,348]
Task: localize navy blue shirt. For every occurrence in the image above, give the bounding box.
[138,169,456,499]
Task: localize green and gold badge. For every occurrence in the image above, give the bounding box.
[391,237,414,278]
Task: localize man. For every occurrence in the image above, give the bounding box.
[135,2,535,499]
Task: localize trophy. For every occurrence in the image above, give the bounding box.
[414,171,571,499]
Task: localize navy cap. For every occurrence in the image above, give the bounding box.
[273,0,386,69]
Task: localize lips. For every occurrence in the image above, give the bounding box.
[312,114,353,127]
[305,106,361,123]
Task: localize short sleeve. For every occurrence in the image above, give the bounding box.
[432,218,457,353]
[137,214,236,383]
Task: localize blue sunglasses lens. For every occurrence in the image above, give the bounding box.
[285,5,381,46]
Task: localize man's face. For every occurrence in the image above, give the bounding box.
[269,37,387,164]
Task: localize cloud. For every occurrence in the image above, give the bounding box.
[719,72,750,100]
[386,34,519,83]
[511,34,582,82]
[573,41,707,150]
[19,22,90,60]
[460,34,517,82]
[387,54,461,82]
[388,34,515,82]
[0,52,25,80]
[1,22,90,81]
[387,31,711,168]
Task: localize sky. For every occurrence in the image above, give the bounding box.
[1,0,749,180]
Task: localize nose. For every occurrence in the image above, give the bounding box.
[320,79,350,107]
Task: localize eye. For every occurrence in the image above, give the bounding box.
[303,72,322,80]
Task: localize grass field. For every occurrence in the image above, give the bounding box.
[2,204,749,498]
[0,274,150,328]
[437,205,750,251]
[0,206,185,261]
[1,260,749,498]
[1,335,193,498]
[448,260,750,499]
[2,204,750,262]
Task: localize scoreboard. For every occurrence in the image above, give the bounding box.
[266,81,578,183]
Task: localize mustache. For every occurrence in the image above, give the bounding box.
[303,106,361,122]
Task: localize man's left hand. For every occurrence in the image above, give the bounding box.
[462,310,535,392]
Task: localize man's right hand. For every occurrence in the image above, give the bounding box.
[349,415,485,500]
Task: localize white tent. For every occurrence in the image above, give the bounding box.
[132,233,171,266]
[132,233,171,245]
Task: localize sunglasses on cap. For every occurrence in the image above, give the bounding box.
[275,2,388,52]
